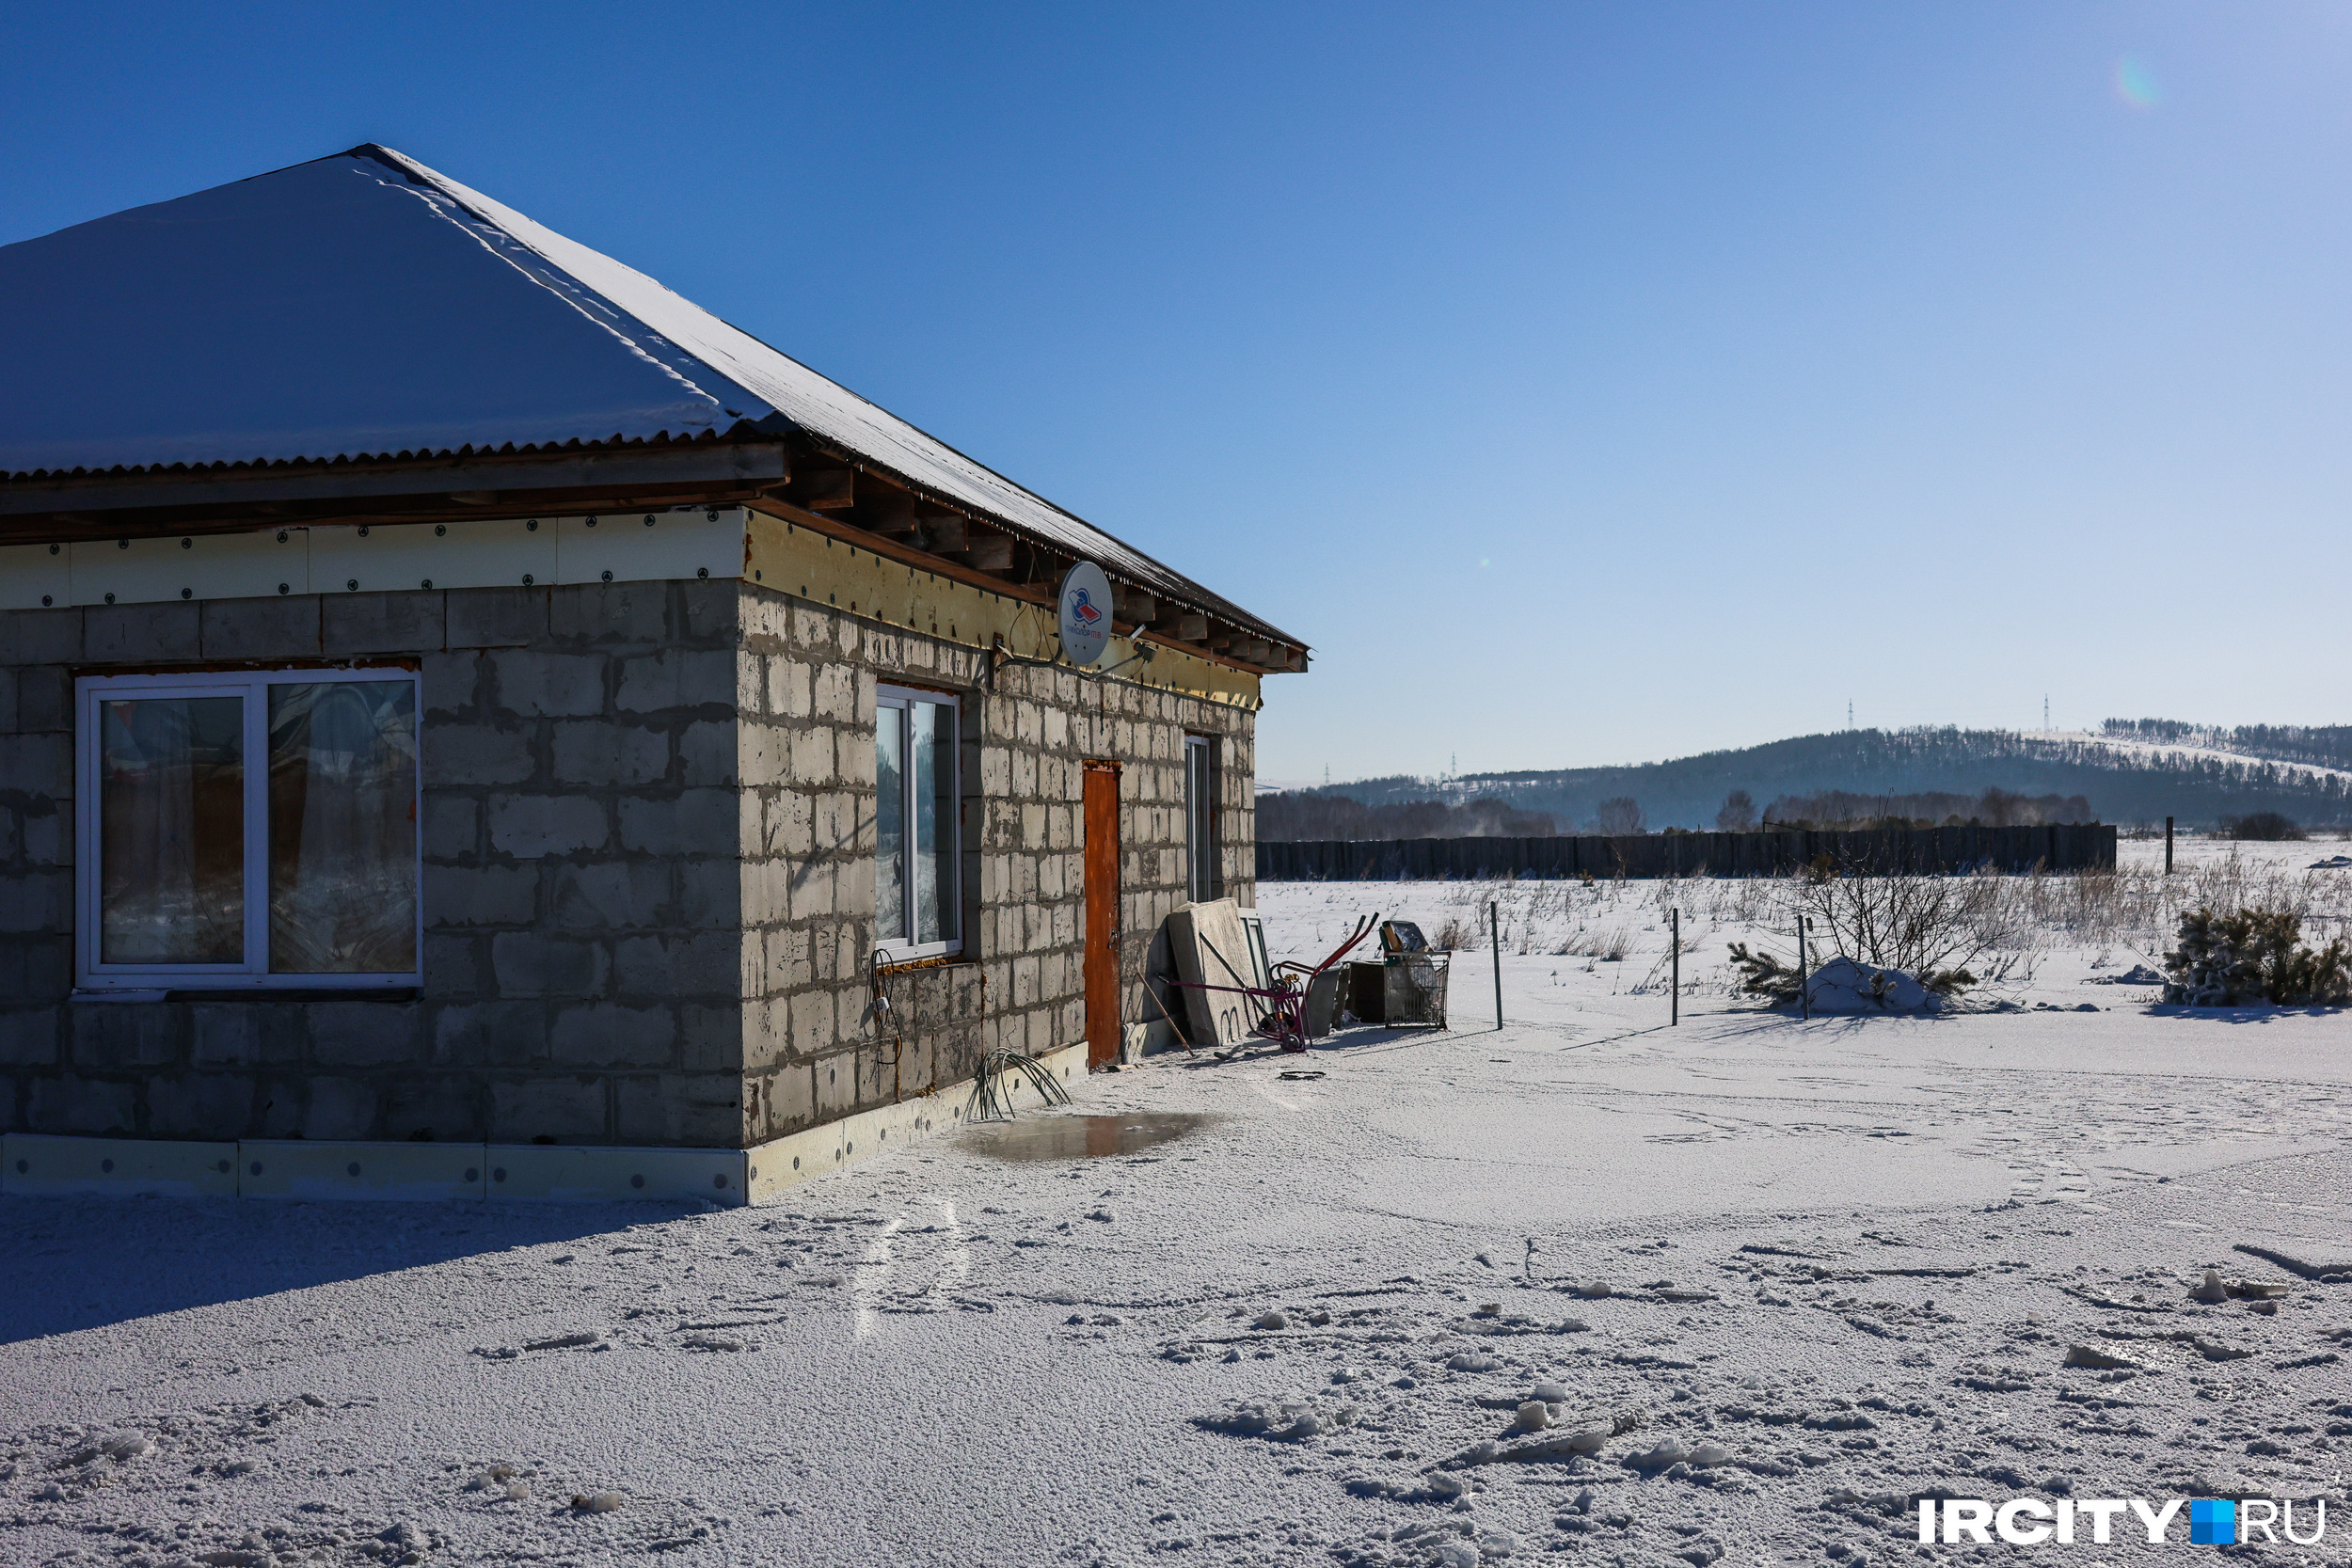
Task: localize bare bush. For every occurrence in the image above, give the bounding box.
[1966,849,2350,960]
[1259,792,1559,840]
[1762,786,2092,830]
[1716,790,1757,832]
[1595,797,1645,836]
[1788,863,2019,993]
[1392,847,2352,1007]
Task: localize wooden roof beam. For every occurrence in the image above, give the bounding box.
[774,466,854,513]
[953,526,1016,573]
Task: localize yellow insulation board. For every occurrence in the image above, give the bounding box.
[744,511,1262,710]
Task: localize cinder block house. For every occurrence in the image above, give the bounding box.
[0,145,1305,1203]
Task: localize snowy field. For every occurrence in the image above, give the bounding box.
[7,841,2352,1567]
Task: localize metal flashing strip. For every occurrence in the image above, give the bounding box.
[485,1144,745,1203]
[237,1139,489,1203]
[0,507,749,610]
[743,1041,1086,1205]
[3,1132,239,1198]
[0,1043,1089,1207]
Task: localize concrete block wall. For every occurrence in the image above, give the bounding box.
[731,588,1255,1145]
[0,608,76,1136]
[0,576,1261,1150]
[0,582,752,1147]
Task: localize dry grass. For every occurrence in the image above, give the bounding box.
[1411,847,2352,990]
[1553,925,1633,961]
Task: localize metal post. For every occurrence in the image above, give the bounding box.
[1670,908,1680,1026]
[1490,900,1503,1030]
[2165,816,2174,876]
[1797,914,1811,1022]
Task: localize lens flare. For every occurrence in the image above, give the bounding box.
[2114,55,2159,108]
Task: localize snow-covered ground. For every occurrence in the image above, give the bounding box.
[7,841,2352,1567]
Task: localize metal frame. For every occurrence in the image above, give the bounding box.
[874,683,962,962]
[1168,911,1375,1055]
[73,667,424,991]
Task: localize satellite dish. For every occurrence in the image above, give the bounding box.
[1056,559,1115,668]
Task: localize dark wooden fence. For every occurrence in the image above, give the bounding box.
[1258,823,2118,881]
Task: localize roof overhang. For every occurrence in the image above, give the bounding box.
[0,434,1306,675]
[0,436,786,527]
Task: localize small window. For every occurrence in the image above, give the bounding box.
[875,685,961,958]
[75,670,421,990]
[1184,734,1218,903]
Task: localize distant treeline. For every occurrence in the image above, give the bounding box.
[1760,787,2094,831]
[1257,793,1558,841]
[1263,822,2118,881]
[1306,726,2352,832]
[2103,719,2352,773]
[1260,784,2095,841]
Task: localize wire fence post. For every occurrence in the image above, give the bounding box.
[1670,907,1680,1025]
[1490,899,1503,1030]
[1796,913,1811,1022]
[2165,816,2174,876]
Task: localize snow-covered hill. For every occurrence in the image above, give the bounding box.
[1296,723,2352,832]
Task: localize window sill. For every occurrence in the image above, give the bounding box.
[71,987,421,1005]
[871,951,972,974]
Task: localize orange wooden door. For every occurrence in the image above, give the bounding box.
[1083,762,1121,1070]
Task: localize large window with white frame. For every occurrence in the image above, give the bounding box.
[75,669,421,990]
[874,685,961,959]
[1184,734,1218,904]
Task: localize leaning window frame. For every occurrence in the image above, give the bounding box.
[873,683,963,962]
[73,666,424,992]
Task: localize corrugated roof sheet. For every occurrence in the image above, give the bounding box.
[0,145,1297,646]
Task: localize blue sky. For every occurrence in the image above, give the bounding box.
[6,3,2349,783]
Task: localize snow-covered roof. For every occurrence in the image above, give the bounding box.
[0,145,1295,645]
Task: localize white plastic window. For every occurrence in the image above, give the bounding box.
[75,669,421,990]
[1185,734,1217,903]
[875,686,961,959]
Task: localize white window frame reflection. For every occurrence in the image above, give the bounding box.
[874,684,962,962]
[73,668,423,991]
[1184,734,1217,904]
